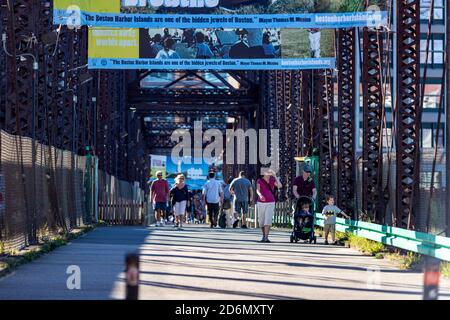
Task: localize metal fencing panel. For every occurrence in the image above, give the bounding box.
[0,130,145,254]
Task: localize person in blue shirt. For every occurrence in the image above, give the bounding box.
[262,32,277,58]
[202,172,223,228]
[192,31,214,59]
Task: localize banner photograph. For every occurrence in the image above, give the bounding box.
[88,27,335,70]
[54,0,388,29]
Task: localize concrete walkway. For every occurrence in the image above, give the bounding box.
[1,225,450,300]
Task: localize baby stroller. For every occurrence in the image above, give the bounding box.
[290,196,317,244]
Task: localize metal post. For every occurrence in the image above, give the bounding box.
[423,256,441,300]
[30,61,38,244]
[125,252,140,300]
[446,0,450,237]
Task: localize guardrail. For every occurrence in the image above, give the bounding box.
[267,200,450,262]
[314,213,450,262]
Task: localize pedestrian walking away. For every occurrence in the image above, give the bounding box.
[221,176,234,228]
[230,171,254,229]
[150,171,170,227]
[256,168,282,243]
[202,172,224,228]
[170,174,189,230]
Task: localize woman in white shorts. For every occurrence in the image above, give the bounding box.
[256,169,282,243]
[170,174,189,229]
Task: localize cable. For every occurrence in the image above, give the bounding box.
[51,24,62,57]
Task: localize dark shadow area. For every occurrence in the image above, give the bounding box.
[133,279,302,300]
[137,270,438,297]
[0,226,151,300]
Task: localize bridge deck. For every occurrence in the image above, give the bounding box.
[1,225,450,300]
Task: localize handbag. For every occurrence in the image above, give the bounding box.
[222,199,232,210]
[260,178,279,202]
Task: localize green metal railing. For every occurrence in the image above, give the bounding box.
[264,200,450,262]
[315,213,450,262]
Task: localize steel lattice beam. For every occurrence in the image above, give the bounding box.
[362,28,384,223]
[337,28,356,217]
[300,70,313,157]
[314,69,334,210]
[396,0,420,229]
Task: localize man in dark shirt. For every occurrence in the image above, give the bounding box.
[292,164,317,201]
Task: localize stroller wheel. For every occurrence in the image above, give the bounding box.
[295,238,299,243]
[290,235,294,243]
[314,237,317,244]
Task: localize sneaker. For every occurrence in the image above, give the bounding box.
[332,241,338,245]
[233,220,239,229]
[324,241,329,245]
[259,237,266,242]
[265,238,271,243]
[241,225,247,229]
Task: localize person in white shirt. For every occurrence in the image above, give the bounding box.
[309,28,321,58]
[156,37,181,59]
[202,172,224,228]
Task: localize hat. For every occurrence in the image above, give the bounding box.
[156,171,163,176]
[303,164,312,173]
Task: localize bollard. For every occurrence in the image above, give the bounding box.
[125,252,140,300]
[423,256,441,300]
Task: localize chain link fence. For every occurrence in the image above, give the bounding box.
[0,130,146,254]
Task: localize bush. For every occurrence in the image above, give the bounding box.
[441,262,450,278]
[347,233,385,255]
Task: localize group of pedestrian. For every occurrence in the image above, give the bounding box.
[150,164,350,244]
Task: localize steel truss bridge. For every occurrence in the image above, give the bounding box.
[0,0,448,235]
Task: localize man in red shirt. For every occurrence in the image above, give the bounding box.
[151,171,170,227]
[292,164,317,201]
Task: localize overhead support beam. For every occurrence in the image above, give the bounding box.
[135,104,258,114]
[396,0,421,230]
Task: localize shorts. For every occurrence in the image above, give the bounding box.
[324,224,336,234]
[153,202,167,211]
[173,201,187,216]
[235,201,249,216]
[257,202,275,227]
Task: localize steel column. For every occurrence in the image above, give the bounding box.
[396,0,421,229]
[337,28,356,217]
[362,28,384,223]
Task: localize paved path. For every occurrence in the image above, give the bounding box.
[1,225,450,300]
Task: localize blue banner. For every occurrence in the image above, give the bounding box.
[88,57,336,70]
[54,10,387,29]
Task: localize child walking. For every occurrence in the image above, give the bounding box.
[322,195,350,245]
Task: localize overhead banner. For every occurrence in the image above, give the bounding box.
[149,155,222,189]
[88,27,336,70]
[150,154,167,179]
[54,1,388,29]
